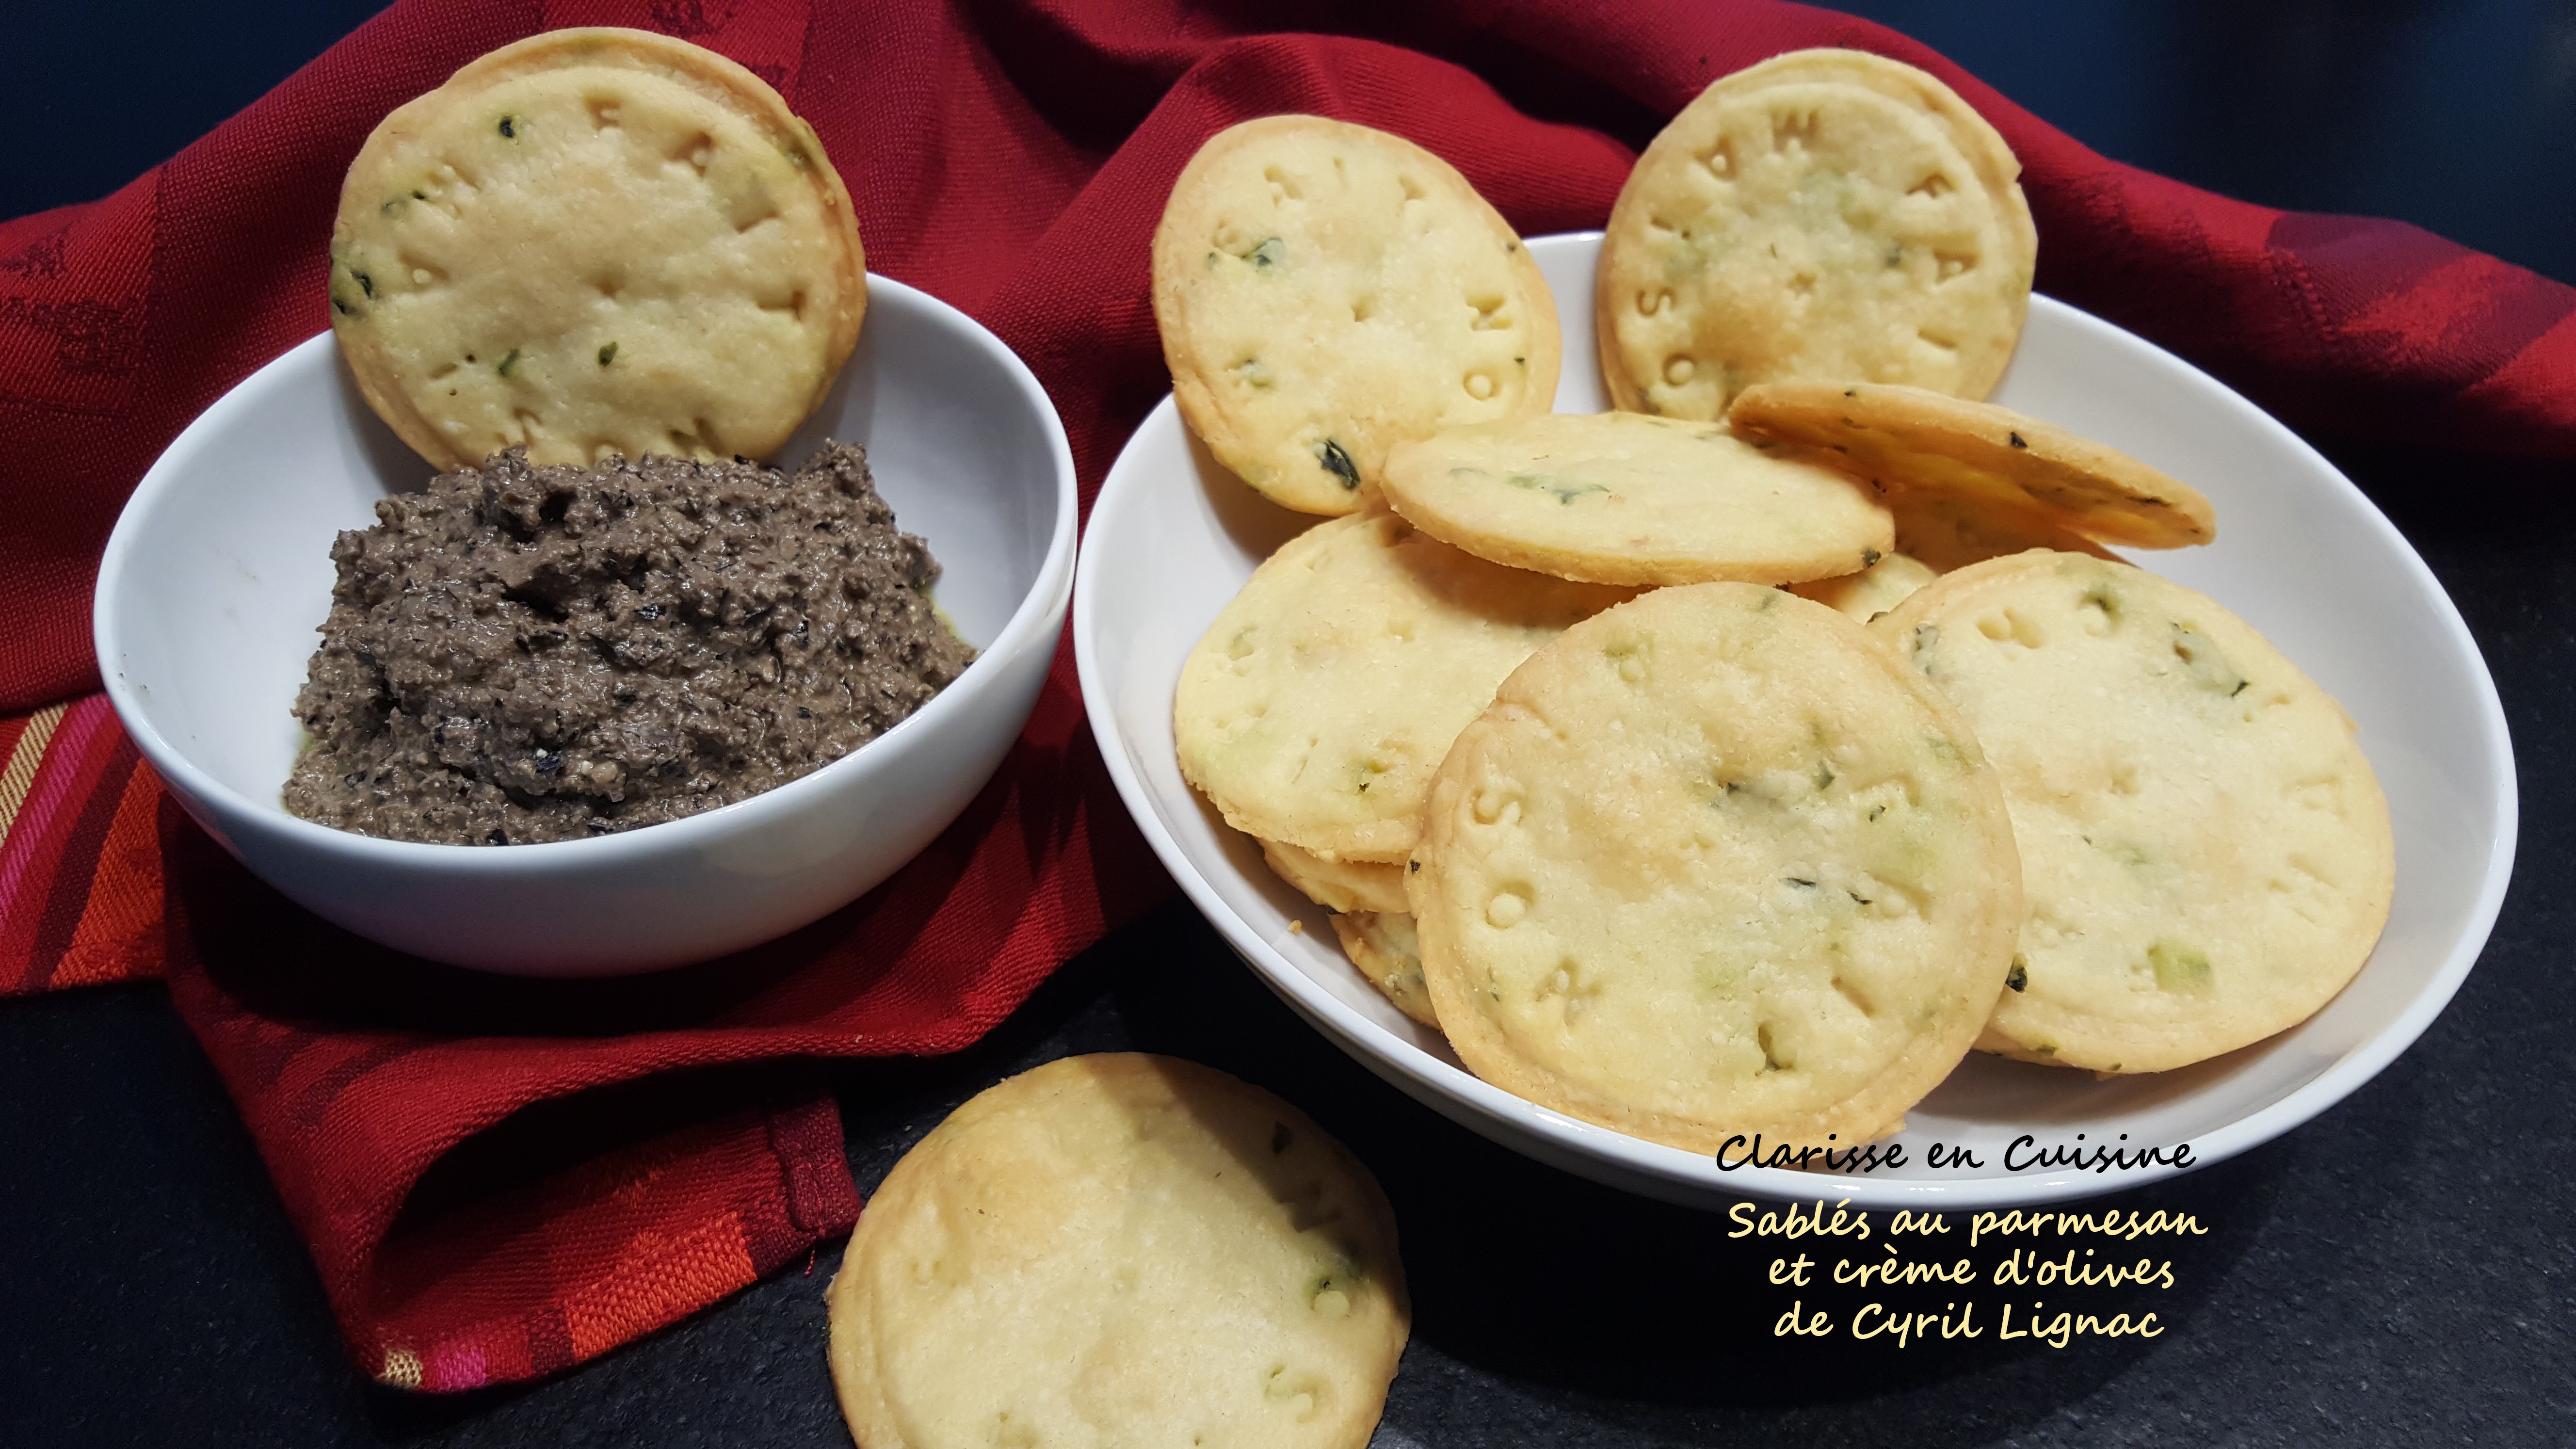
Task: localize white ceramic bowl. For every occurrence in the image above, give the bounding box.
[1074,232,2516,1209]
[96,277,1076,976]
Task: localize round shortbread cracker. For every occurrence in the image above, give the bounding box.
[826,1054,1408,1449]
[1175,508,1632,861]
[1789,548,1938,621]
[1730,381,2217,547]
[1408,583,2022,1152]
[1263,839,1408,915]
[331,28,866,470]
[1597,48,2035,419]
[1152,116,1560,515]
[1875,552,2393,1074]
[1328,911,1437,1026]
[1377,411,1891,586]
[1714,47,2027,201]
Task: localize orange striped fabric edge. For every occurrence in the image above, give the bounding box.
[0,696,168,994]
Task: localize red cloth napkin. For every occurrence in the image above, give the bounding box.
[4,0,2571,1393]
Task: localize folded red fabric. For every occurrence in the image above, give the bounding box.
[3,0,2570,1393]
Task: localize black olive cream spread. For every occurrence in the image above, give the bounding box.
[284,444,975,845]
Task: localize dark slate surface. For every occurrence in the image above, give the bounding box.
[3,3,2572,1445]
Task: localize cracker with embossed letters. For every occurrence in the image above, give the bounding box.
[1597,48,2035,419]
[330,28,865,470]
[1175,507,1631,863]
[1874,552,2391,1074]
[1152,115,1560,515]
[1408,582,2021,1153]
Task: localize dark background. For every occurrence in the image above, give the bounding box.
[4,2,2572,1446]
[9,0,2575,287]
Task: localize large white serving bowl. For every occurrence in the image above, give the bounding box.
[96,276,1076,976]
[1074,232,2515,1210]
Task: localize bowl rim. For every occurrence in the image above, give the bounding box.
[93,273,1080,871]
[1072,231,2518,1210]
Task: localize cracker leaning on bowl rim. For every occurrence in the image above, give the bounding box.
[329,27,867,470]
[1730,380,2218,548]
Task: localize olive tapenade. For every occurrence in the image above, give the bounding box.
[283,443,974,845]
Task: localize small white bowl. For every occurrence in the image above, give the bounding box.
[1074,232,2516,1209]
[96,277,1076,976]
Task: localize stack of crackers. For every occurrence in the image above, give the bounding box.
[1158,51,2394,1159]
